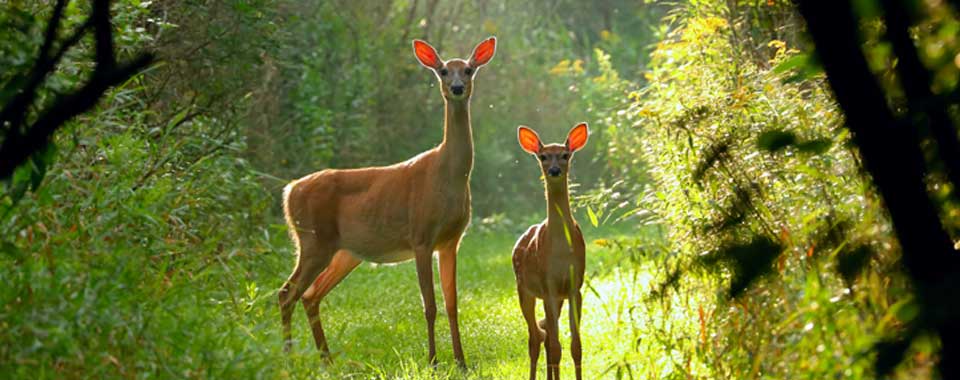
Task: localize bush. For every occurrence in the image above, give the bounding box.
[595,3,926,378]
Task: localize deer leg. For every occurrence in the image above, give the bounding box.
[279,238,334,352]
[438,241,466,368]
[569,289,583,380]
[519,288,543,380]
[544,297,563,380]
[536,300,562,342]
[414,246,438,365]
[301,250,361,360]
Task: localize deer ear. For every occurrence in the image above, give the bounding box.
[413,40,442,69]
[517,126,542,154]
[566,122,589,152]
[469,37,496,67]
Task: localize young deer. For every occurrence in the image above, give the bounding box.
[278,37,496,367]
[513,123,589,380]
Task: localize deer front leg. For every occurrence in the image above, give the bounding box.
[544,296,562,380]
[518,288,543,380]
[414,246,438,365]
[438,242,466,368]
[569,289,583,380]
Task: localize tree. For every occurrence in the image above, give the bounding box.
[798,0,960,376]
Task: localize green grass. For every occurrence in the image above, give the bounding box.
[3,215,915,379]
[0,218,656,379]
[239,224,655,379]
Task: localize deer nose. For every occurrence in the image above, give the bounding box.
[451,85,464,95]
[548,167,562,177]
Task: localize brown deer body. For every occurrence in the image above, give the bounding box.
[513,124,589,380]
[278,37,496,367]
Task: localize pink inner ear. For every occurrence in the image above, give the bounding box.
[567,124,589,151]
[414,41,440,68]
[518,128,541,153]
[471,38,496,66]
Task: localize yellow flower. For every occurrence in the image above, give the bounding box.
[549,59,571,76]
[681,16,728,42]
[768,39,786,52]
[572,59,584,74]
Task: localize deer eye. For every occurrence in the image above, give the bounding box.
[562,153,569,160]
[464,67,473,76]
[539,154,547,161]
[439,68,448,76]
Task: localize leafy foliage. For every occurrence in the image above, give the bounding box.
[594,1,932,378]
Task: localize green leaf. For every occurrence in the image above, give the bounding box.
[773,53,824,83]
[9,163,31,204]
[587,205,599,228]
[29,143,57,191]
[555,203,573,247]
[166,107,190,131]
[888,298,919,323]
[772,54,810,75]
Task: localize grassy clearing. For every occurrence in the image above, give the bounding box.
[3,211,911,379]
[1,209,664,379]
[245,224,659,379]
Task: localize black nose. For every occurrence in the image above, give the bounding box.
[451,85,464,95]
[548,167,562,177]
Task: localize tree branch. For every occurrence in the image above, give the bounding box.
[0,0,155,179]
[0,0,68,132]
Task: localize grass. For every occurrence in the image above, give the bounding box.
[3,211,915,379]
[0,208,663,379]
[242,223,658,379]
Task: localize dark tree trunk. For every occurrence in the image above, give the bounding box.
[797,0,960,377]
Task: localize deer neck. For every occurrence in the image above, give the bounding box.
[438,98,474,178]
[545,178,575,245]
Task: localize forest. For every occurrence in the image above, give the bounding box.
[2,0,960,379]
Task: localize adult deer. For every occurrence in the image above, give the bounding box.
[278,37,496,367]
[513,123,589,380]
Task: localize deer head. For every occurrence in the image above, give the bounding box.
[518,123,589,183]
[413,37,496,101]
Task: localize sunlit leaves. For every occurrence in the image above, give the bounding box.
[587,204,600,227]
[555,203,574,247]
[604,2,906,378]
